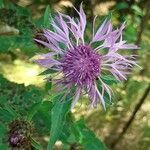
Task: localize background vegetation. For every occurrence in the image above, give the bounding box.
[0,0,149,149]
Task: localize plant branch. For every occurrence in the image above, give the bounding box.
[111,83,150,149]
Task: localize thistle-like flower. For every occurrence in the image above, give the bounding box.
[8,120,33,149]
[34,4,139,109]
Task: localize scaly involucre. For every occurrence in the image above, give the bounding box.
[35,3,139,109]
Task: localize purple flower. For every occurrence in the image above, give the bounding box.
[34,4,139,109]
[9,133,23,147]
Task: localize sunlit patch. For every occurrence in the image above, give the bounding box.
[0,59,44,86]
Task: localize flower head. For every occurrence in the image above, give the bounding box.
[8,120,33,149]
[34,4,139,109]
[61,45,101,86]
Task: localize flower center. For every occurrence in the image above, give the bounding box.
[61,45,101,86]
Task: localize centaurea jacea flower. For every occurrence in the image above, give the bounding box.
[34,4,139,109]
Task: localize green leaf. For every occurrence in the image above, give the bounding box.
[38,69,57,76]
[101,75,118,85]
[106,10,113,20]
[0,144,7,150]
[124,23,137,42]
[47,100,71,150]
[126,80,145,100]
[31,138,43,150]
[0,75,45,118]
[59,114,75,144]
[44,5,51,28]
[0,108,14,122]
[15,5,30,16]
[27,102,42,121]
[0,0,4,8]
[4,104,18,118]
[0,124,6,138]
[116,2,129,10]
[131,5,143,16]
[73,119,107,150]
[0,36,13,53]
[45,82,52,91]
[32,101,52,136]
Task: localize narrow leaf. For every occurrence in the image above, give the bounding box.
[27,102,41,121]
[0,0,4,8]
[47,100,71,150]
[74,120,107,150]
[31,138,43,150]
[101,75,118,85]
[44,5,51,28]
[4,104,18,118]
[38,69,57,76]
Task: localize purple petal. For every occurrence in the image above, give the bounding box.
[34,39,63,54]
[93,19,111,42]
[79,3,86,35]
[95,85,106,110]
[71,87,81,109]
[44,30,67,43]
[119,43,139,49]
[35,58,61,68]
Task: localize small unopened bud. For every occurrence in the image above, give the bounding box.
[8,120,33,149]
[9,133,24,147]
